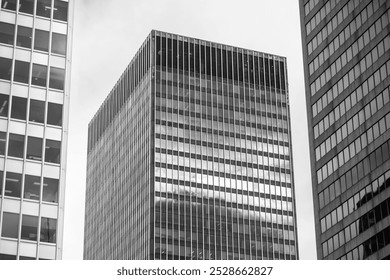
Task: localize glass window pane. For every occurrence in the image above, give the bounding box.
[24,174,41,201]
[0,22,15,45]
[54,0,68,22]
[0,132,6,155]
[43,177,58,203]
[0,254,17,260]
[0,170,3,196]
[8,133,24,158]
[45,139,60,164]
[29,99,45,123]
[11,96,27,120]
[34,29,49,52]
[27,136,43,161]
[51,33,66,55]
[0,93,9,117]
[49,67,65,90]
[16,26,32,48]
[0,57,13,81]
[40,217,56,243]
[36,0,52,18]
[31,64,47,87]
[1,212,19,238]
[13,60,30,84]
[19,0,35,14]
[21,215,38,241]
[47,102,62,126]
[1,0,17,11]
[5,172,22,198]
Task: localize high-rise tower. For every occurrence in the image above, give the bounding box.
[299,0,390,259]
[84,30,298,260]
[0,0,73,260]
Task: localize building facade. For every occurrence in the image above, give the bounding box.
[299,0,390,259]
[0,0,73,259]
[84,30,298,260]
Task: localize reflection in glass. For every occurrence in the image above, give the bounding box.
[40,218,56,243]
[5,172,22,198]
[24,174,41,201]
[43,177,58,203]
[21,215,38,241]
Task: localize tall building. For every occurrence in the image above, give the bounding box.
[84,30,298,260]
[299,0,390,259]
[0,0,73,260]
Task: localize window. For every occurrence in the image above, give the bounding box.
[34,30,49,52]
[8,133,24,158]
[43,177,58,203]
[21,215,38,241]
[24,174,41,201]
[47,102,62,126]
[36,0,52,18]
[13,60,30,84]
[1,0,17,11]
[51,33,66,55]
[19,0,35,14]
[0,94,9,117]
[0,132,6,155]
[11,96,27,120]
[54,0,68,22]
[5,172,22,198]
[31,64,47,87]
[16,26,32,48]
[1,212,19,238]
[0,58,12,81]
[29,99,45,123]
[40,217,56,243]
[45,139,60,164]
[0,171,3,196]
[49,67,65,90]
[0,22,15,45]
[27,136,43,161]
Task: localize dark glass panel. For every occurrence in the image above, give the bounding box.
[49,67,65,90]
[19,0,35,14]
[53,0,68,21]
[40,217,56,243]
[21,215,38,241]
[0,132,6,155]
[11,96,27,120]
[13,60,30,84]
[31,64,47,87]
[1,212,19,238]
[47,102,62,126]
[1,0,17,11]
[51,33,66,55]
[27,136,43,161]
[45,139,60,164]
[29,99,45,123]
[0,57,13,81]
[0,93,9,117]
[5,172,22,198]
[42,177,58,203]
[16,26,32,48]
[0,22,15,45]
[8,133,24,158]
[24,174,41,201]
[34,29,49,52]
[36,0,52,18]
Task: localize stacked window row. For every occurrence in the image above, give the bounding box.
[0,58,65,90]
[319,164,389,210]
[317,111,390,184]
[307,0,381,55]
[338,226,390,259]
[323,194,390,257]
[0,0,68,22]
[0,132,61,163]
[0,21,67,56]
[0,170,58,202]
[315,90,390,161]
[0,94,62,126]
[0,212,56,243]
[310,34,389,97]
[320,170,390,234]
[304,0,321,16]
[312,59,390,129]
[309,8,389,76]
[305,0,341,36]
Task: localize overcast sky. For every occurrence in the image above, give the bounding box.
[63,0,317,260]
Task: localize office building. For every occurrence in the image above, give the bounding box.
[84,30,298,260]
[0,0,73,259]
[299,0,390,259]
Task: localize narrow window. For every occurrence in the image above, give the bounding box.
[49,67,65,90]
[29,99,45,123]
[27,136,43,161]
[21,215,38,241]
[36,0,52,18]
[13,60,30,84]
[43,177,58,203]
[45,139,61,164]
[0,58,13,81]
[0,22,15,45]
[24,174,41,201]
[47,102,62,126]
[0,132,6,155]
[19,0,35,14]
[16,26,32,48]
[0,94,9,117]
[1,212,19,239]
[34,29,49,52]
[31,64,47,87]
[40,217,56,243]
[5,172,22,198]
[53,0,68,22]
[11,96,27,120]
[8,133,24,158]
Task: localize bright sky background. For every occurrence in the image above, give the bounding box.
[63,0,317,260]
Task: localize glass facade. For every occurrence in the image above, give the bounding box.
[0,0,72,260]
[299,0,390,259]
[84,30,299,260]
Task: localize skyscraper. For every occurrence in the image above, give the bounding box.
[0,0,73,260]
[299,0,390,259]
[84,30,298,260]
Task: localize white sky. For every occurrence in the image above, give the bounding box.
[63,0,317,259]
